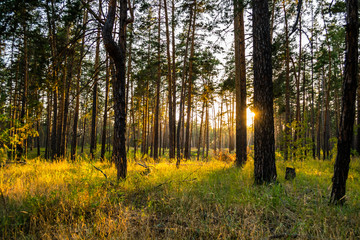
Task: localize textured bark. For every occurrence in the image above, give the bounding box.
[253,0,277,184]
[102,0,131,179]
[330,0,358,204]
[234,0,247,167]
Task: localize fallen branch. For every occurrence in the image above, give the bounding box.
[91,164,108,179]
[269,234,299,239]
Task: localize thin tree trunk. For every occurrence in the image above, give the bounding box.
[283,1,291,161]
[176,4,193,166]
[164,0,175,159]
[184,0,197,160]
[153,0,161,160]
[101,57,110,161]
[71,8,87,161]
[90,4,101,159]
[197,102,205,160]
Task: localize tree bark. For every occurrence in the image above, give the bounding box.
[253,0,277,184]
[184,0,197,160]
[330,0,358,204]
[234,0,247,167]
[102,0,132,179]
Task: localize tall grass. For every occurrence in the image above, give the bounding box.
[1,155,359,239]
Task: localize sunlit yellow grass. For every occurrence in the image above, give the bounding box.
[1,156,360,239]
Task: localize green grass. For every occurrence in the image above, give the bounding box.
[1,155,359,239]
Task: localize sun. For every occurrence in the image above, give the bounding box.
[247,108,255,127]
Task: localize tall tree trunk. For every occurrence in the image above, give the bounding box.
[45,92,52,159]
[71,8,88,161]
[17,23,28,161]
[213,105,217,154]
[164,0,175,159]
[171,0,177,159]
[235,0,248,165]
[253,0,277,184]
[101,57,110,161]
[61,47,73,157]
[184,0,197,160]
[330,0,358,204]
[176,4,193,166]
[283,1,291,161]
[90,4,101,159]
[153,0,162,160]
[102,0,132,179]
[310,1,316,159]
[197,102,205,160]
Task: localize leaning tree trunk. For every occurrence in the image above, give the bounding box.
[330,0,358,205]
[253,0,277,184]
[102,0,132,180]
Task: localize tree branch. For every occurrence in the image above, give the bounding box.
[289,0,302,37]
[126,0,134,24]
[81,0,105,25]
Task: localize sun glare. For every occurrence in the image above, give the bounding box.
[247,108,255,127]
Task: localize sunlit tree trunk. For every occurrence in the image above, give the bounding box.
[153,0,162,160]
[176,3,193,166]
[184,0,197,160]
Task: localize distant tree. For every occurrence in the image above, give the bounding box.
[330,0,358,204]
[252,0,277,184]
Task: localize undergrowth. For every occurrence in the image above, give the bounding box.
[1,156,359,239]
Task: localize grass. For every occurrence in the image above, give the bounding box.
[1,154,360,239]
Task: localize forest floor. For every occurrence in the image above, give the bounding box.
[1,152,360,239]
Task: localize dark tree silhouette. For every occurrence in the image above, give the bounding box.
[252,0,277,184]
[330,0,358,205]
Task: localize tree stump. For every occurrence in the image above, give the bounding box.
[285,167,296,180]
